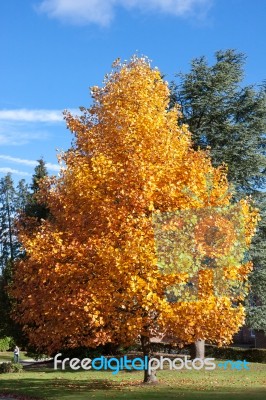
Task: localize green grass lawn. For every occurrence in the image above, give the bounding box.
[0,360,265,400]
[0,351,27,363]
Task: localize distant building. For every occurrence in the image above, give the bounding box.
[233,327,266,348]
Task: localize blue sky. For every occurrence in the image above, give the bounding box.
[0,0,265,183]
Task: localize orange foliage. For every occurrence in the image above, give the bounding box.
[10,57,259,353]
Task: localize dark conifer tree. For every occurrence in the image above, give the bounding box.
[170,49,266,334]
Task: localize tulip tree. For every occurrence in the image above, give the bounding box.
[11,57,258,382]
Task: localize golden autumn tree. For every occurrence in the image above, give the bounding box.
[11,56,258,382]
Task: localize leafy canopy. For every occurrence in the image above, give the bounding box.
[11,56,258,354]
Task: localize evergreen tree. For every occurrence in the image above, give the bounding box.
[0,175,29,339]
[0,160,49,343]
[24,159,49,221]
[246,193,266,331]
[170,49,266,333]
[15,179,30,214]
[0,174,17,268]
[170,49,266,194]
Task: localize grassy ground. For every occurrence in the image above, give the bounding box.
[0,357,265,400]
[0,351,27,363]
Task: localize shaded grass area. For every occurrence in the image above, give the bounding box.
[0,352,27,363]
[0,361,265,400]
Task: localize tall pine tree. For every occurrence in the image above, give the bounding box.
[0,175,29,338]
[170,49,266,334]
[0,160,49,342]
[25,159,49,221]
[0,174,17,268]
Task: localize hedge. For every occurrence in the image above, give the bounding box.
[205,344,266,363]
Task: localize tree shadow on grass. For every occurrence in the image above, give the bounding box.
[1,376,266,400]
[0,377,118,400]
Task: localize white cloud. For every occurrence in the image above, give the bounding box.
[0,155,60,172]
[0,167,31,177]
[0,126,48,146]
[0,108,79,146]
[0,109,65,123]
[36,0,213,26]
[0,121,49,146]
[37,0,115,25]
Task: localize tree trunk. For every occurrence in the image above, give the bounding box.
[140,335,158,383]
[190,340,205,359]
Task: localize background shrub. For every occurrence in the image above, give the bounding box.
[205,345,266,363]
[0,362,23,374]
[0,337,14,352]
